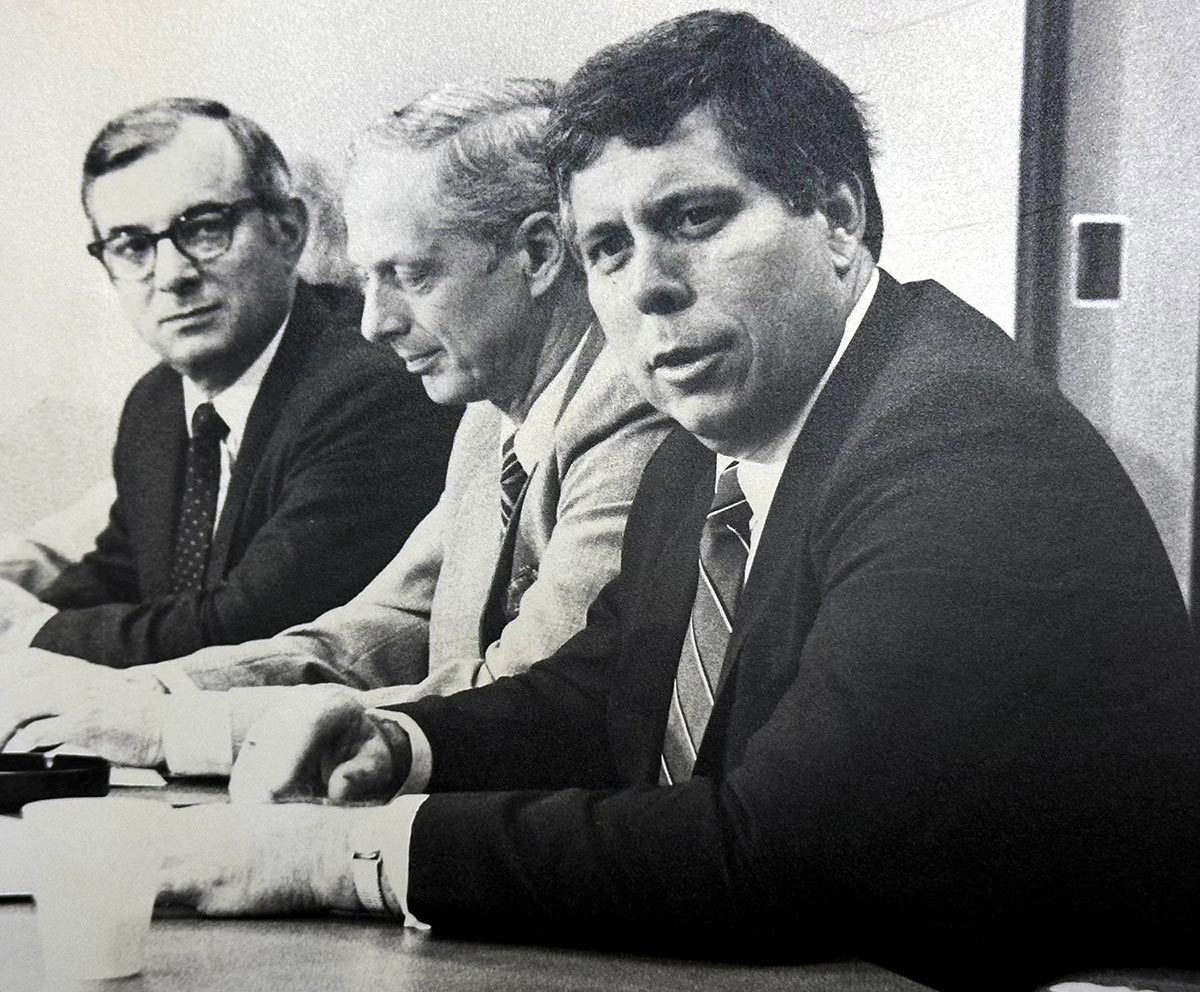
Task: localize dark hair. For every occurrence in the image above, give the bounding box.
[81,97,293,215]
[545,9,883,259]
[352,78,559,253]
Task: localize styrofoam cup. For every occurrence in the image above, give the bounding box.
[22,797,166,980]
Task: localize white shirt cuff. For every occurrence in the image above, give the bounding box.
[161,692,233,776]
[378,794,430,929]
[147,660,201,695]
[370,709,432,794]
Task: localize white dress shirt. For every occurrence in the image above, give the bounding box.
[369,269,881,927]
[180,318,287,529]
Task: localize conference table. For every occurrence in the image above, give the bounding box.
[0,777,937,992]
[0,902,942,992]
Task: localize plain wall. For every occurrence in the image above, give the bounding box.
[1046,1,1200,601]
[0,0,1026,529]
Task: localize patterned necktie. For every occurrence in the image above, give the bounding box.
[661,461,752,784]
[499,433,528,531]
[169,402,229,593]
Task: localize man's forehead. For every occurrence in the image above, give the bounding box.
[567,110,747,223]
[86,117,250,228]
[345,147,456,262]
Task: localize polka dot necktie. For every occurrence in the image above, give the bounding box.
[499,433,527,531]
[660,461,752,784]
[169,402,229,593]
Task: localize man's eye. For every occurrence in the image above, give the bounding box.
[107,234,152,261]
[395,264,434,290]
[676,204,727,237]
[585,233,631,272]
[178,215,231,247]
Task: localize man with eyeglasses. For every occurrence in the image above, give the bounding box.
[0,98,458,677]
[0,81,669,776]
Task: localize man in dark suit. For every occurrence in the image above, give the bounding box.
[152,15,1200,990]
[0,98,458,669]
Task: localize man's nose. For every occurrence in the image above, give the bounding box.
[151,238,202,292]
[632,243,693,317]
[360,279,411,344]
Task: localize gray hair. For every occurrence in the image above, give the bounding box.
[352,78,558,252]
[81,97,293,216]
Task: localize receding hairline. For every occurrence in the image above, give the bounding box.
[343,141,452,232]
[81,116,258,224]
[81,99,293,223]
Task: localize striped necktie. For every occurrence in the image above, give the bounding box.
[499,433,527,531]
[661,460,752,784]
[170,402,229,593]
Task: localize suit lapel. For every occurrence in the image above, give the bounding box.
[207,284,324,584]
[478,325,607,649]
[623,432,715,781]
[136,374,188,596]
[478,450,522,650]
[698,273,914,766]
[552,323,605,428]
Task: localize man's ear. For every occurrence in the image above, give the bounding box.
[272,196,310,266]
[820,178,866,273]
[513,210,566,300]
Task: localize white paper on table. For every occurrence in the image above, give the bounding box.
[45,745,167,789]
[109,766,167,788]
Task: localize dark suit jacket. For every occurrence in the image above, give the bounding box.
[32,282,461,668]
[396,273,1200,990]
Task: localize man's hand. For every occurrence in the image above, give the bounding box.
[0,658,166,766]
[230,691,411,805]
[159,803,361,916]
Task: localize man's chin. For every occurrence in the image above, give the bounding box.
[674,405,775,461]
[677,417,741,458]
[419,374,474,408]
[159,333,249,388]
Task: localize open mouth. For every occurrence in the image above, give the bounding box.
[402,350,441,373]
[648,342,730,387]
[651,345,715,371]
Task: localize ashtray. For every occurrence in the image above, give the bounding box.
[0,753,110,814]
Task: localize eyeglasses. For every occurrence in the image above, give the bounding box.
[86,196,279,281]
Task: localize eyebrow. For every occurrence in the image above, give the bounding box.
[355,251,440,280]
[643,186,741,226]
[394,254,438,275]
[101,200,236,238]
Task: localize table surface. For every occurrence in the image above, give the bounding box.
[0,779,936,992]
[0,902,938,992]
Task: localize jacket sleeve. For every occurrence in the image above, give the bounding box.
[156,494,446,692]
[394,370,1200,957]
[30,357,459,667]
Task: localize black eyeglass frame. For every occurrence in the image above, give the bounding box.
[85,195,285,280]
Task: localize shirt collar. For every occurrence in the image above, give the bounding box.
[181,312,290,459]
[499,329,590,474]
[718,265,880,524]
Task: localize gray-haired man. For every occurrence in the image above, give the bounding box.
[1,81,669,776]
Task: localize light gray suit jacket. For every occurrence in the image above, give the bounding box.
[154,329,671,713]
